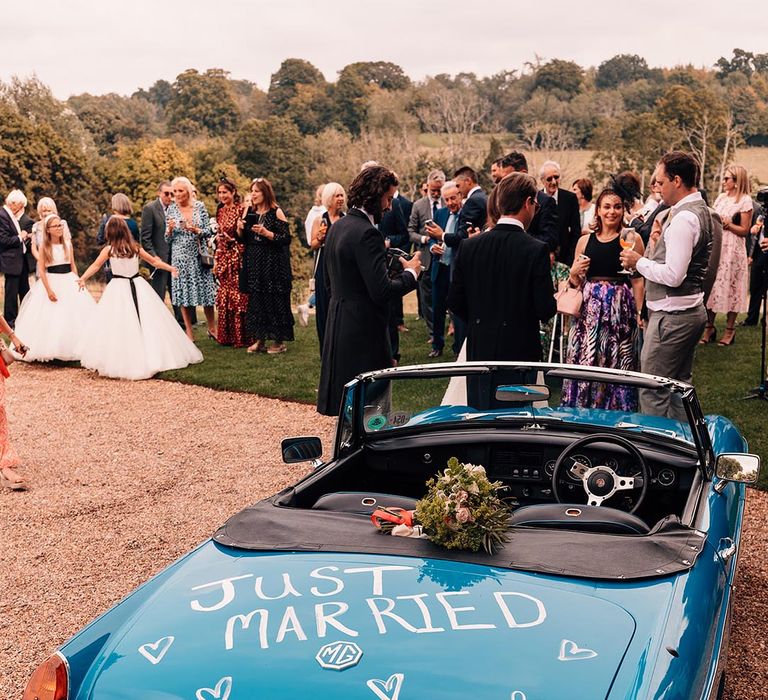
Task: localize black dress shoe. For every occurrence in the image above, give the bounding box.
[739,319,757,327]
[428,349,443,358]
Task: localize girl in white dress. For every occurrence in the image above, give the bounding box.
[14,215,96,362]
[78,217,204,380]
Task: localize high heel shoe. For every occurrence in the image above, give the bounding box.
[207,330,219,343]
[718,327,736,346]
[699,325,717,344]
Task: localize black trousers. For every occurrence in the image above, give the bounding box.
[746,250,768,324]
[431,263,451,351]
[4,259,30,327]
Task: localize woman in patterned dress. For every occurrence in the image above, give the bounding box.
[213,178,248,346]
[165,177,217,341]
[561,188,645,411]
[237,178,294,354]
[701,165,753,346]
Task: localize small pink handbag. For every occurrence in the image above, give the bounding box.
[554,280,583,317]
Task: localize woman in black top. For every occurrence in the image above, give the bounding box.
[237,178,293,354]
[561,188,645,410]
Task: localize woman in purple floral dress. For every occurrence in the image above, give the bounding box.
[561,189,645,411]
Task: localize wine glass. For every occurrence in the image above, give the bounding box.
[618,228,636,274]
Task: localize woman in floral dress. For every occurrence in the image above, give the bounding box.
[237,178,294,354]
[561,188,645,411]
[0,315,27,490]
[165,177,217,341]
[702,165,753,346]
[213,178,248,346]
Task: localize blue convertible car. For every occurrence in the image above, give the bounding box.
[25,363,761,700]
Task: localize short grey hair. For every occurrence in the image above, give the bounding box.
[37,197,59,217]
[441,180,459,196]
[427,169,446,184]
[321,182,346,210]
[111,193,133,216]
[539,160,561,178]
[5,190,27,207]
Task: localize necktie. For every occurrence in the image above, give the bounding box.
[442,215,455,266]
[432,200,438,219]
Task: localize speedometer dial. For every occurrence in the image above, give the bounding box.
[570,454,592,469]
[603,457,619,471]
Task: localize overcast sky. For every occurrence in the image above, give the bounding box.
[5,0,768,99]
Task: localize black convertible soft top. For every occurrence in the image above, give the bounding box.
[213,494,706,581]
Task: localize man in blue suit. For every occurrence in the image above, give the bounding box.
[424,181,465,358]
[452,166,487,239]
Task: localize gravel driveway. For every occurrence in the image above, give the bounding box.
[0,363,765,699]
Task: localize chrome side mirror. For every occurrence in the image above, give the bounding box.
[281,436,322,464]
[714,453,761,492]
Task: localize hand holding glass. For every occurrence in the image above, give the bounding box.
[619,228,636,274]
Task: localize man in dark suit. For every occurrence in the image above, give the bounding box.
[499,152,559,252]
[140,182,184,324]
[744,205,767,326]
[539,160,581,265]
[453,166,487,238]
[448,173,556,405]
[424,180,463,358]
[408,169,445,340]
[379,182,413,339]
[0,190,33,327]
[317,165,421,416]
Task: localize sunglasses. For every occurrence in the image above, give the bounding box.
[545,175,560,183]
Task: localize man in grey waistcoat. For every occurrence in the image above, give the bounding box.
[140,181,184,325]
[621,151,712,420]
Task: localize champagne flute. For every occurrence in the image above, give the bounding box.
[618,228,636,274]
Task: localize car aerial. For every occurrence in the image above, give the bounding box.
[24,362,761,700]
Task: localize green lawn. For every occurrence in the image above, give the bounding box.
[161,313,768,489]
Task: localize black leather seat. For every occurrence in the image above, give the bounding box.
[508,504,650,535]
[312,492,418,515]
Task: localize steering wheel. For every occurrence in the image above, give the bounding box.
[552,434,649,514]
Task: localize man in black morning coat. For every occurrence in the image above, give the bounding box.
[317,166,422,416]
[447,173,556,407]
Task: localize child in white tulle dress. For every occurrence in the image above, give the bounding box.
[77,217,203,380]
[14,214,96,362]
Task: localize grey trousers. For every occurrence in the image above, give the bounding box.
[639,304,706,421]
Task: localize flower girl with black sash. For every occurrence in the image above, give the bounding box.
[78,217,203,380]
[14,214,96,362]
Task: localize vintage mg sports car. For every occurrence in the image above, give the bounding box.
[25,363,761,700]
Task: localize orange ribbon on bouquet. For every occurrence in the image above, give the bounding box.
[371,507,415,530]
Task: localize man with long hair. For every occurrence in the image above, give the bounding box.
[317,165,422,416]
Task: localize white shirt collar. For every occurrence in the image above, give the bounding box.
[497,216,526,229]
[467,185,482,199]
[357,207,375,226]
[3,205,21,234]
[670,190,702,213]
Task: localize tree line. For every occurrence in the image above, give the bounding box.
[1,49,767,265]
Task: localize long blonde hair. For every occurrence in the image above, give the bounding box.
[724,165,750,200]
[39,215,69,268]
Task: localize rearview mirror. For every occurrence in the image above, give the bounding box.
[715,453,761,485]
[281,436,322,464]
[495,384,551,403]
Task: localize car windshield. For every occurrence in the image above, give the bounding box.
[359,363,698,447]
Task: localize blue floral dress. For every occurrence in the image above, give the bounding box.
[166,201,216,307]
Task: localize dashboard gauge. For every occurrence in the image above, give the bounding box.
[567,454,591,480]
[657,469,676,487]
[570,454,592,469]
[544,459,556,477]
[603,457,619,471]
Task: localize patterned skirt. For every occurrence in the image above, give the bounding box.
[215,242,249,346]
[561,281,639,411]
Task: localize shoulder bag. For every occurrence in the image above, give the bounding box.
[554,280,583,317]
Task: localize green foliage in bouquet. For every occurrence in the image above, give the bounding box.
[416,457,513,555]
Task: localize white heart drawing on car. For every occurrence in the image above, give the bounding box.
[137,636,174,665]
[196,676,232,700]
[558,639,598,661]
[367,673,404,700]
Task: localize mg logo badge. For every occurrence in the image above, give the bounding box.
[316,641,363,671]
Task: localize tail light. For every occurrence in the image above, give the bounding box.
[22,652,68,700]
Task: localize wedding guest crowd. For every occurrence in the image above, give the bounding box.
[2,146,766,432]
